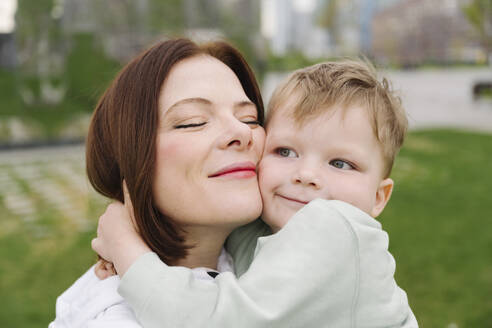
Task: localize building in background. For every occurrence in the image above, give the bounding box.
[261,0,331,58]
[62,0,156,62]
[332,0,365,56]
[260,0,398,59]
[12,0,487,70]
[60,0,262,63]
[0,0,17,69]
[371,0,484,66]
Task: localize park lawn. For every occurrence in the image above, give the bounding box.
[0,129,491,327]
[381,129,492,327]
[0,172,105,328]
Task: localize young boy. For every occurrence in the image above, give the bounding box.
[93,60,417,327]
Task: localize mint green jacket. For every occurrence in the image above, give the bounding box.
[119,199,418,327]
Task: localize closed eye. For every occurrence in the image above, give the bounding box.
[275,147,298,158]
[174,122,207,129]
[242,120,261,126]
[329,159,355,170]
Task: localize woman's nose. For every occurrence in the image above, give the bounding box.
[292,163,322,189]
[218,117,253,151]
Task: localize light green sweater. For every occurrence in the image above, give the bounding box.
[119,199,418,327]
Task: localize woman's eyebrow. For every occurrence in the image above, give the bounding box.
[234,100,256,109]
[166,97,212,115]
[166,98,255,115]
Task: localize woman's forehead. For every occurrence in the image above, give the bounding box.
[158,55,250,113]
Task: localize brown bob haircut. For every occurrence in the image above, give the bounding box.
[86,38,264,265]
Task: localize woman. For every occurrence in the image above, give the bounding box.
[50,38,266,327]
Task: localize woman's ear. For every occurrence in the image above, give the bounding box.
[371,178,394,218]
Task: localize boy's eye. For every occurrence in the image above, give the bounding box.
[174,122,207,129]
[276,147,298,158]
[330,159,354,170]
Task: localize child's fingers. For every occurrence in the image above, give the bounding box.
[94,259,116,279]
[122,180,136,227]
[104,261,113,270]
[104,261,117,275]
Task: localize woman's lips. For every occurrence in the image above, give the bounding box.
[209,162,257,179]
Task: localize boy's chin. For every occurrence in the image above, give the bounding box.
[262,207,295,233]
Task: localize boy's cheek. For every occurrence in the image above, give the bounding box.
[258,157,280,188]
[257,170,270,200]
[257,157,272,182]
[258,154,285,174]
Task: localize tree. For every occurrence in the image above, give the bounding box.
[218,0,266,80]
[463,0,492,63]
[317,0,340,51]
[16,0,68,105]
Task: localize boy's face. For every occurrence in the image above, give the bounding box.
[259,103,394,232]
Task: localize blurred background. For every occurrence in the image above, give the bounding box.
[0,0,491,327]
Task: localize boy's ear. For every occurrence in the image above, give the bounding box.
[371,178,394,218]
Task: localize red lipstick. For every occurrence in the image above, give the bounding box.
[209,162,257,179]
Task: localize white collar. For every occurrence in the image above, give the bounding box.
[190,248,234,281]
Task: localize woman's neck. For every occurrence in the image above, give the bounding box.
[174,226,232,270]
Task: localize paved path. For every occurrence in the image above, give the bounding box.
[0,144,103,235]
[263,68,492,132]
[0,144,85,165]
[386,68,492,132]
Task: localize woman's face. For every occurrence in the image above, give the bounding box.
[153,55,265,230]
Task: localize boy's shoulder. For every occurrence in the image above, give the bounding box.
[226,199,385,277]
[225,218,271,277]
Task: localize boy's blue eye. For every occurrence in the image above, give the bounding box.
[276,148,297,158]
[330,159,354,170]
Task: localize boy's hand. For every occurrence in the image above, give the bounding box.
[94,259,117,279]
[91,181,151,277]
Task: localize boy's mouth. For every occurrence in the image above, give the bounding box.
[277,195,309,205]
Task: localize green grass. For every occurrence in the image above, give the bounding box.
[380,129,492,327]
[0,224,97,327]
[0,159,106,328]
[0,129,491,327]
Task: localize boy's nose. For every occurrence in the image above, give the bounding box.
[292,168,321,189]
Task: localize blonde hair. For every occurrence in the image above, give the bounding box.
[267,60,407,178]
